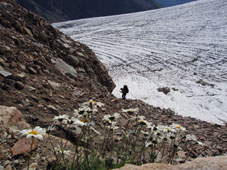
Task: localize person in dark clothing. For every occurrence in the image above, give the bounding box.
[120,85,129,100]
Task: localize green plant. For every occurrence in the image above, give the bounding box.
[33,100,205,169]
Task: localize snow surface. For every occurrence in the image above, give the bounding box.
[53,0,227,125]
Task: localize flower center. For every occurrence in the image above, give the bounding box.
[176,126,181,129]
[29,130,39,135]
[81,119,88,123]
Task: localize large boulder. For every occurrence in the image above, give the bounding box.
[0,106,30,130]
[115,156,227,170]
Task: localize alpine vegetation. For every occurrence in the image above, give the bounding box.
[20,100,205,169]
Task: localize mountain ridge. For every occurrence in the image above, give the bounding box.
[16,0,160,23]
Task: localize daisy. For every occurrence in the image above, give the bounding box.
[20,126,46,141]
[103,113,121,122]
[55,146,72,158]
[122,108,138,114]
[47,125,56,133]
[53,114,69,123]
[130,115,145,121]
[186,134,197,141]
[170,123,186,132]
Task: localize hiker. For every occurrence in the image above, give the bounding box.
[120,85,129,100]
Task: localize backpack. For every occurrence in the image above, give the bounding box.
[124,85,129,93]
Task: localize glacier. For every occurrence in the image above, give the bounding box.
[53,0,227,124]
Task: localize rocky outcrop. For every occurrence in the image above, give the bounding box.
[115,156,227,170]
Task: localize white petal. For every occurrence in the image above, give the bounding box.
[26,134,34,139]
[20,129,32,135]
[35,134,43,141]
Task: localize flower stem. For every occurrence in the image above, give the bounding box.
[27,138,34,170]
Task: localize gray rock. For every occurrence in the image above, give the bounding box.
[0,2,14,10]
[0,70,12,77]
[3,160,10,166]
[14,81,24,90]
[16,73,26,79]
[14,160,20,164]
[23,27,33,37]
[31,95,39,103]
[27,67,37,74]
[54,58,77,77]
[26,85,36,91]
[47,105,60,115]
[59,34,73,44]
[72,88,84,98]
[76,52,85,57]
[158,87,171,95]
[48,80,61,90]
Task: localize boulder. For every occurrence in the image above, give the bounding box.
[54,58,77,77]
[115,156,227,170]
[158,87,171,95]
[11,138,38,156]
[0,106,30,130]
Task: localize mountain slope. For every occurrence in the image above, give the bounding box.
[54,0,227,124]
[155,0,196,7]
[0,0,116,126]
[16,0,160,23]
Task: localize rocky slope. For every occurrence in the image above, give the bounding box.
[0,0,116,127]
[0,0,227,169]
[16,0,160,23]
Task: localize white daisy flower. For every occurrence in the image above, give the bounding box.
[55,146,72,158]
[170,123,186,132]
[107,125,119,131]
[72,118,87,127]
[103,113,121,122]
[156,125,169,133]
[20,126,46,141]
[186,134,197,141]
[47,125,56,132]
[122,108,138,114]
[130,115,145,121]
[53,115,69,123]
